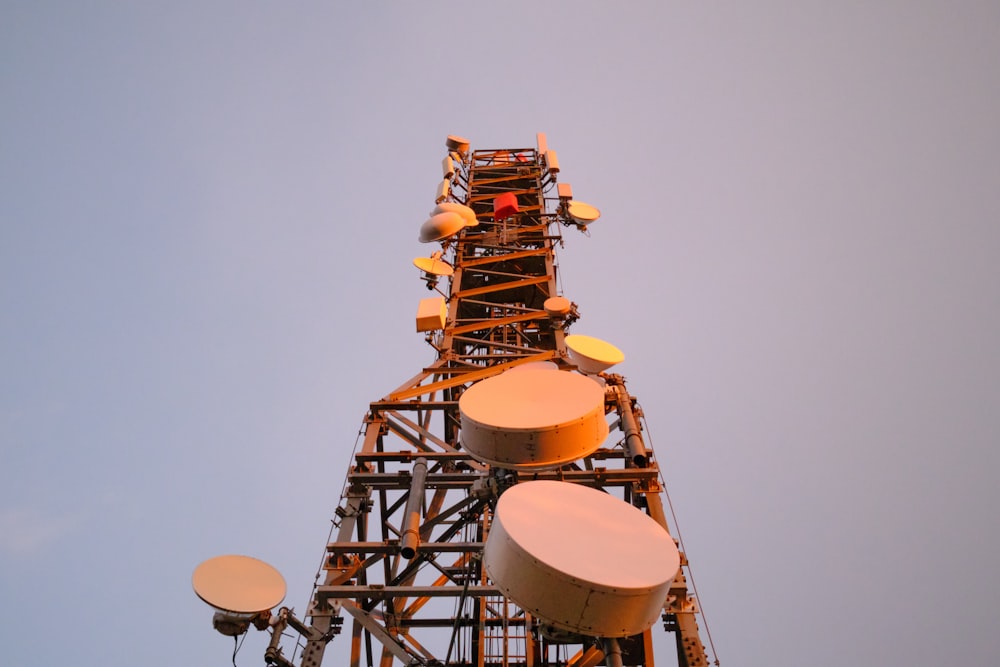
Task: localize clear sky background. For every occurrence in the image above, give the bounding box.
[3,3,999,666]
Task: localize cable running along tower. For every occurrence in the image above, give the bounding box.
[193,135,714,667]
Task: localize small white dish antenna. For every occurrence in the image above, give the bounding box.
[459,368,608,469]
[543,296,572,318]
[431,202,478,227]
[192,554,287,614]
[565,334,624,374]
[483,480,679,637]
[413,255,454,277]
[419,211,466,243]
[445,135,470,154]
[413,253,453,290]
[567,201,601,226]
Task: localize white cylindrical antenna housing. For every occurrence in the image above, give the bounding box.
[483,480,680,637]
[459,367,608,469]
[435,179,450,204]
[545,150,559,174]
[536,132,548,155]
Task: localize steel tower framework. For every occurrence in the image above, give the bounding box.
[266,139,711,667]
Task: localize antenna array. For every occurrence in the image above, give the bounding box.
[194,135,713,667]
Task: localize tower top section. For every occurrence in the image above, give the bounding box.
[408,134,609,376]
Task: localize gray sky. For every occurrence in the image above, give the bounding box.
[3,3,999,665]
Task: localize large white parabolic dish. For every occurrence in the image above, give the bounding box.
[192,555,287,614]
[459,368,608,469]
[483,480,680,637]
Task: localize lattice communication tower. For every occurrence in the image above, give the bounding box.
[193,135,715,667]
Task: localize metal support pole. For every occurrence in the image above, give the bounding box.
[616,385,648,467]
[400,457,428,559]
[265,610,296,667]
[602,638,623,667]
